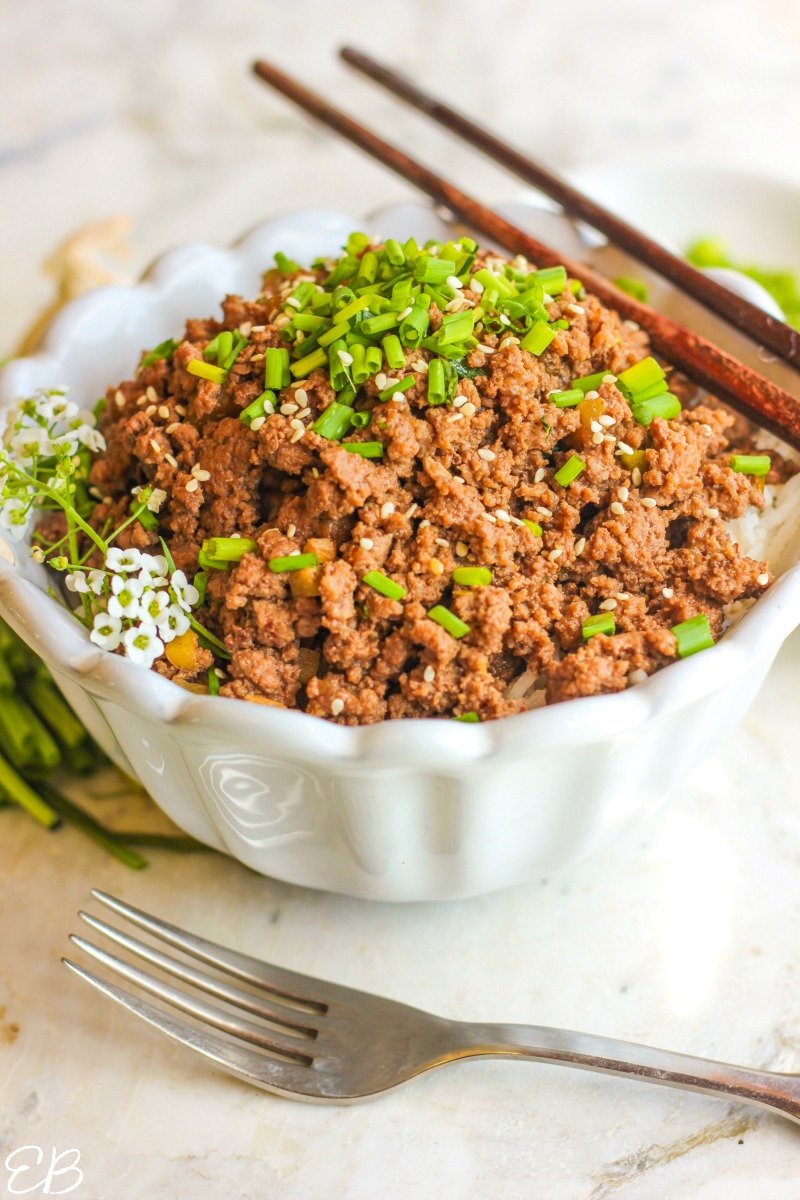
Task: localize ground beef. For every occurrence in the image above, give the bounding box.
[71,242,787,724]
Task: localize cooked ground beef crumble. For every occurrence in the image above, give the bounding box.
[53,238,790,724]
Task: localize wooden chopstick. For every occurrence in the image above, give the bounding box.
[251,60,800,451]
[341,46,800,375]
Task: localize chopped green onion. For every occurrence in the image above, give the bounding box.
[290,347,327,379]
[427,605,470,639]
[214,331,233,366]
[197,548,228,572]
[413,256,456,285]
[614,276,648,303]
[384,238,406,265]
[571,371,608,393]
[582,612,616,640]
[452,567,492,587]
[140,338,179,369]
[520,321,558,356]
[193,570,209,606]
[453,711,479,723]
[340,441,384,457]
[318,321,352,347]
[378,375,415,401]
[268,553,320,573]
[364,344,383,379]
[274,251,300,274]
[672,614,714,658]
[350,343,368,384]
[521,519,543,536]
[207,668,220,696]
[399,305,431,347]
[363,570,407,600]
[530,265,568,294]
[630,394,682,426]
[346,231,370,256]
[362,312,399,336]
[187,359,227,386]
[438,310,475,345]
[240,390,275,427]
[264,347,290,389]
[312,401,356,441]
[335,294,373,323]
[382,334,406,370]
[201,537,257,563]
[427,358,447,406]
[730,454,771,476]
[616,356,665,400]
[554,454,586,487]
[548,388,583,408]
[350,411,370,428]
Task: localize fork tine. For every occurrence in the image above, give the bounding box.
[69,935,314,1064]
[90,890,326,1010]
[78,912,318,1039]
[62,959,325,1100]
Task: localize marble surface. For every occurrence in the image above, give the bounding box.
[2,1,800,1196]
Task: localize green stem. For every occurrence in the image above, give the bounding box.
[0,751,59,828]
[37,783,148,870]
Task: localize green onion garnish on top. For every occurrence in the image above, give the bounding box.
[730,454,771,476]
[363,571,406,601]
[548,388,584,408]
[427,605,470,639]
[378,375,415,402]
[452,567,492,587]
[290,347,327,379]
[630,394,682,426]
[571,371,609,393]
[187,360,227,386]
[140,338,179,369]
[671,614,714,658]
[201,537,257,564]
[530,265,568,294]
[268,553,320,573]
[582,612,616,640]
[521,518,543,536]
[614,276,648,303]
[312,401,355,441]
[616,356,666,401]
[554,454,586,487]
[264,347,290,390]
[340,442,384,458]
[240,390,275,427]
[520,321,558,356]
[453,711,479,722]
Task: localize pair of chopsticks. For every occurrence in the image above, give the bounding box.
[252,52,800,452]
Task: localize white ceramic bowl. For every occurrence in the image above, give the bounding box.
[2,205,799,902]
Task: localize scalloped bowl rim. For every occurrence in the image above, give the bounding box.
[1,205,799,770]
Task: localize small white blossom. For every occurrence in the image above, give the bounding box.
[89,612,122,651]
[147,488,167,513]
[170,569,199,611]
[157,603,190,642]
[122,621,164,667]
[106,546,143,573]
[139,588,171,625]
[107,573,144,619]
[140,552,169,578]
[74,424,106,453]
[87,569,106,595]
[36,393,78,423]
[65,570,90,594]
[10,426,54,461]
[0,498,31,541]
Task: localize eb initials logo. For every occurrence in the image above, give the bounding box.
[4,1147,83,1195]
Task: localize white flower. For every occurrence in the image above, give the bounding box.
[10,426,54,460]
[147,487,167,513]
[74,424,106,453]
[65,570,89,594]
[87,569,106,595]
[139,553,169,586]
[139,588,171,625]
[122,621,164,667]
[170,569,199,611]
[107,573,144,619]
[0,498,31,541]
[106,546,143,573]
[36,391,77,424]
[156,603,190,642]
[89,612,122,651]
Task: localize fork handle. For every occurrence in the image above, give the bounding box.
[454,1022,800,1124]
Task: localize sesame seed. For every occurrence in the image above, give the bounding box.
[495,509,511,522]
[470,279,485,294]
[499,313,511,326]
[456,541,468,557]
[704,507,720,519]
[114,389,125,408]
[150,439,161,455]
[631,467,643,486]
[289,418,304,430]
[281,403,299,415]
[453,395,467,409]
[158,405,170,419]
[360,537,374,550]
[412,359,428,373]
[536,506,553,518]
[617,441,634,456]
[404,503,418,518]
[510,515,525,527]
[617,486,629,502]
[662,587,674,598]
[598,414,615,427]
[285,296,302,309]
[435,537,449,548]
[419,519,430,529]
[616,592,630,600]
[175,405,187,417]
[429,558,444,575]
[398,306,413,320]
[498,336,520,349]
[534,467,546,483]
[702,424,713,435]
[338,350,354,366]
[146,386,158,404]
[251,325,266,333]
[603,435,616,445]
[452,476,465,485]
[574,537,586,555]
[287,524,297,538]
[477,344,496,355]
[250,416,266,432]
[592,432,604,445]
[758,572,770,586]
[165,422,180,435]
[484,513,497,524]
[548,548,563,562]
[610,501,625,515]
[624,320,640,331]
[146,404,157,417]
[295,389,308,408]
[195,469,211,482]
[590,420,602,434]
[602,374,617,384]
[423,665,436,683]
[641,497,657,508]
[312,467,319,478]
[447,412,465,424]
[331,698,345,716]
[566,303,585,315]
[381,502,395,519]
[165,453,178,469]
[185,478,199,493]
[629,669,648,685]
[584,390,600,401]
[599,598,617,611]
[239,322,252,337]
[461,402,477,417]
[290,427,305,443]
[446,275,463,291]
[137,395,148,407]
[375,373,388,391]
[478,448,496,462]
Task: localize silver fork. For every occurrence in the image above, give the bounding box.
[64,890,800,1120]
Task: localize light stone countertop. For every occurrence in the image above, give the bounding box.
[2,2,800,1197]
